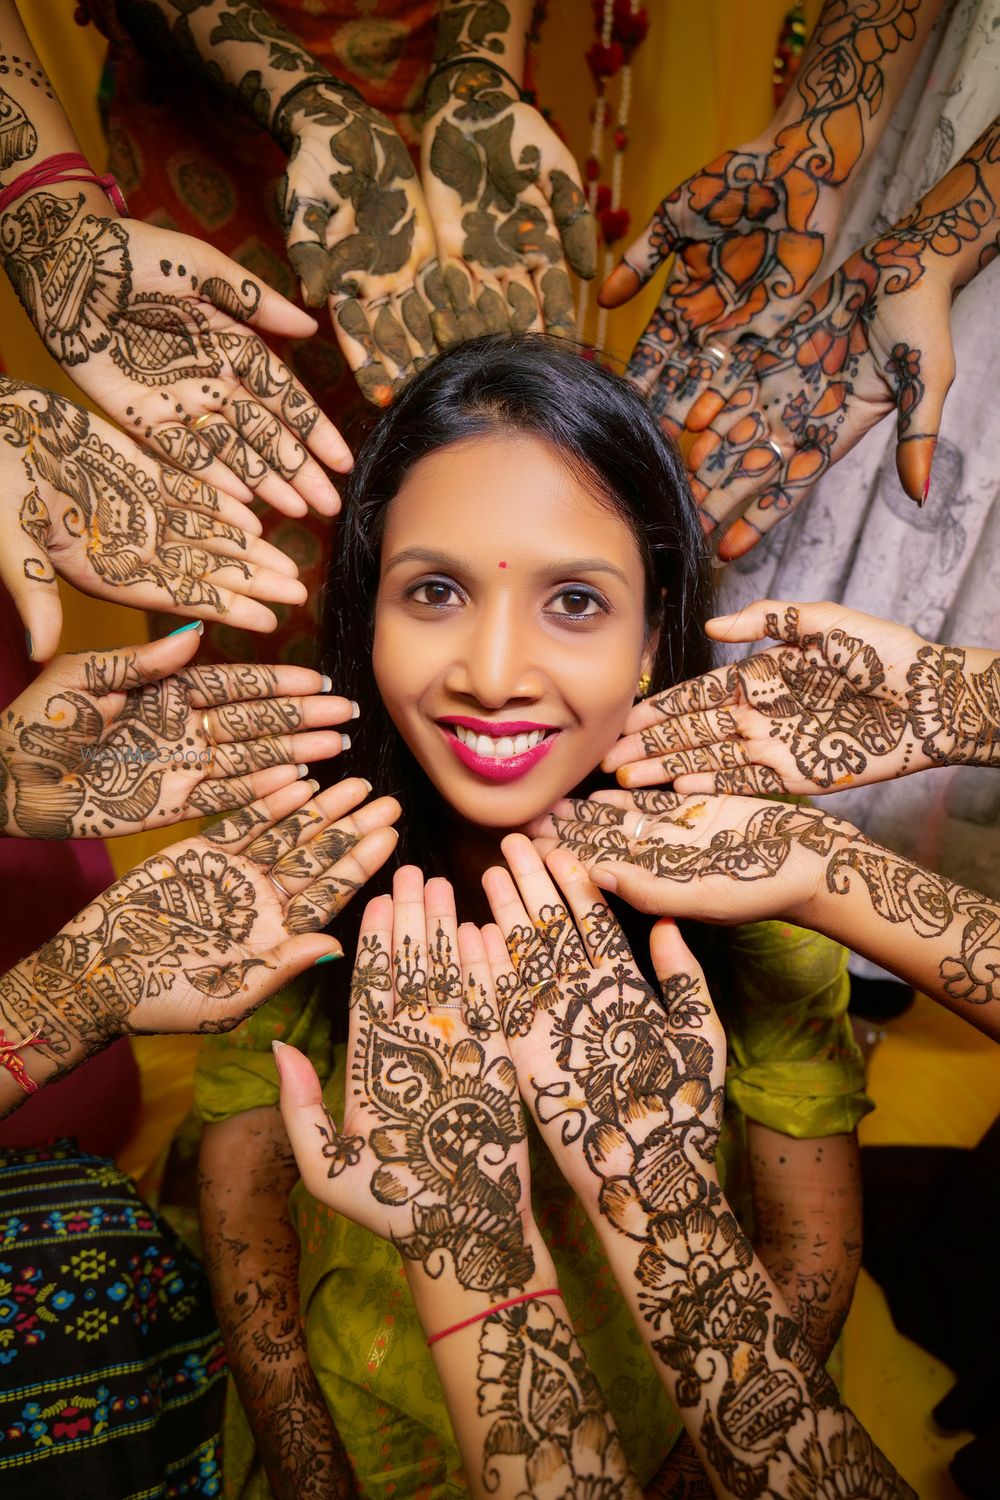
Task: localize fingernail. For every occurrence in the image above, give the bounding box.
[306,778,321,792]
[920,477,930,508]
[297,763,310,778]
[313,950,343,965]
[24,629,33,661]
[361,778,373,793]
[320,674,334,693]
[350,700,360,719]
[166,620,204,637]
[340,733,351,752]
[271,1038,286,1076]
[592,867,618,893]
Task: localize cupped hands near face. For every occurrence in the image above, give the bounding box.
[0,625,356,840]
[1,192,351,512]
[422,61,595,341]
[373,432,652,830]
[604,600,939,796]
[0,777,401,1090]
[0,379,308,661]
[277,866,536,1297]
[480,834,726,1218]
[278,81,439,406]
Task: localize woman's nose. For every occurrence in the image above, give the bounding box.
[444,599,544,708]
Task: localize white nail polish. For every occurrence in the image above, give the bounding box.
[320,674,333,693]
[341,733,352,752]
[350,700,360,719]
[297,763,310,778]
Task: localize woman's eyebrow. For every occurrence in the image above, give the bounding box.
[383,546,630,586]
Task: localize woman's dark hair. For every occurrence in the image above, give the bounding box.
[323,332,713,884]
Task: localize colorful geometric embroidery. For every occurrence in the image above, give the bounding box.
[0,1142,225,1496]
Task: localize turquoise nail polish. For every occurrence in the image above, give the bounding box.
[24,629,33,660]
[313,952,343,966]
[166,620,204,637]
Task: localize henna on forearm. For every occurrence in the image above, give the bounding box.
[549,791,1000,1036]
[489,884,910,1497]
[199,1113,357,1498]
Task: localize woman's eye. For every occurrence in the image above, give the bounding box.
[409,579,460,607]
[549,588,605,618]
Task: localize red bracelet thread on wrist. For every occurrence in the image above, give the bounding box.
[425,1288,562,1347]
[0,1028,49,1095]
[0,152,129,216]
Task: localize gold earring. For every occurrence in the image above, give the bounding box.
[636,672,651,699]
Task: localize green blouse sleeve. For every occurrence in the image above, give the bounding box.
[193,974,334,1125]
[720,920,873,1139]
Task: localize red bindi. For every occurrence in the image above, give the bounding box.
[498,560,507,569]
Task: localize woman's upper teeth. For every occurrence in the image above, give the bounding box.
[454,725,548,759]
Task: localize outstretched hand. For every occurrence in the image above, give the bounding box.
[0,776,401,1096]
[527,791,838,928]
[1,192,352,512]
[603,600,943,795]
[480,834,726,1214]
[683,237,954,560]
[0,626,356,839]
[599,138,828,433]
[422,60,595,341]
[278,867,535,1297]
[0,378,310,661]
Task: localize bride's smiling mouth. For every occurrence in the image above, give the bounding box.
[436,715,563,783]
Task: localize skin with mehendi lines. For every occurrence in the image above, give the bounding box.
[608,602,1000,795]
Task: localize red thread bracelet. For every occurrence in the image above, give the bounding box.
[0,1028,49,1095]
[425,1288,562,1347]
[0,152,128,216]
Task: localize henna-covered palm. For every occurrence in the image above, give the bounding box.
[0,193,351,513]
[0,778,401,1099]
[277,80,439,406]
[483,835,913,1499]
[684,241,955,559]
[604,600,961,795]
[0,378,310,660]
[0,629,356,839]
[599,0,930,435]
[527,791,843,929]
[481,835,726,1218]
[422,60,595,341]
[277,872,535,1298]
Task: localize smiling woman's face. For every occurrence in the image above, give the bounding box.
[373,431,653,830]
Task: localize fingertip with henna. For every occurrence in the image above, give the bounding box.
[686,389,726,431]
[597,259,641,308]
[717,516,761,560]
[895,433,936,505]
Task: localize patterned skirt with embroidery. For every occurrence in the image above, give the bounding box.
[0,1141,226,1498]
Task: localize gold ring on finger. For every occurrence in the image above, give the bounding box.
[633,815,647,839]
[267,868,293,901]
[191,413,216,433]
[201,711,216,746]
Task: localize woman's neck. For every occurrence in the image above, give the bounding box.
[444,806,510,926]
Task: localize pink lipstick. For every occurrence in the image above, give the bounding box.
[437,718,561,784]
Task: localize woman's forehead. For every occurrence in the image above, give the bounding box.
[381,432,643,573]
